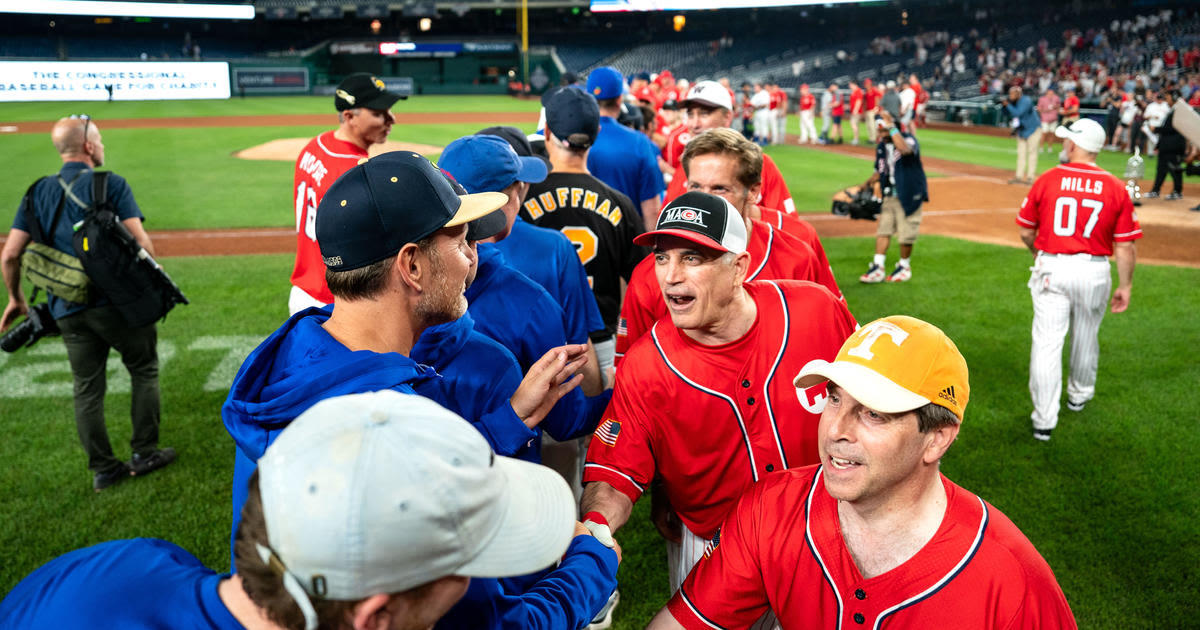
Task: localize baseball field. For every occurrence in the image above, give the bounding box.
[0,95,1197,628]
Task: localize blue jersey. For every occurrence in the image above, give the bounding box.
[0,538,242,629]
[587,116,665,206]
[436,535,619,630]
[494,218,606,343]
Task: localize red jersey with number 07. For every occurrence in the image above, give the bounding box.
[586,281,856,540]
[669,466,1078,630]
[291,131,368,304]
[1016,162,1142,256]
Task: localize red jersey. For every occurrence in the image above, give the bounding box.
[1017,163,1142,256]
[799,93,816,112]
[830,92,845,117]
[768,89,782,111]
[615,219,837,363]
[586,282,856,539]
[863,87,878,111]
[662,125,691,171]
[758,207,840,301]
[669,466,1078,629]
[849,86,864,113]
[1189,89,1200,108]
[663,153,794,213]
[1062,94,1080,115]
[291,131,368,304]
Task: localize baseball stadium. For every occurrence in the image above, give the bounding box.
[1,0,1198,628]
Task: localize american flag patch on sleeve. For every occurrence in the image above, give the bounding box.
[595,419,622,447]
[616,317,628,336]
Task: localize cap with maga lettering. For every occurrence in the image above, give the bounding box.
[633,191,747,255]
[794,315,969,421]
[316,151,506,271]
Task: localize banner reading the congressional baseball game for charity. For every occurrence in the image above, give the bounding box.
[0,61,231,102]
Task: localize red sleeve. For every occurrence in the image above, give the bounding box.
[583,349,661,504]
[614,257,664,366]
[1016,175,1045,228]
[662,170,686,207]
[760,155,795,214]
[667,477,773,629]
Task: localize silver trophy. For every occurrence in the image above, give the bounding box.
[1124,147,1144,205]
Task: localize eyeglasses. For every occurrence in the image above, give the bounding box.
[69,114,91,142]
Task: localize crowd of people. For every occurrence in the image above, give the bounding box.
[4,58,1156,628]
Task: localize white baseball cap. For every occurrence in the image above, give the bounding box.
[681,80,734,111]
[1055,118,1106,153]
[257,391,576,612]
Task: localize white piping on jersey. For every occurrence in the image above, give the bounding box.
[759,281,790,469]
[804,466,845,629]
[1114,229,1142,238]
[678,589,727,630]
[1015,216,1036,227]
[315,134,365,160]
[747,223,773,281]
[651,322,760,482]
[1054,164,1107,176]
[582,463,645,492]
[871,495,989,629]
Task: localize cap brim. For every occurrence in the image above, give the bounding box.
[793,359,929,414]
[515,155,548,184]
[680,97,728,110]
[1053,125,1073,140]
[455,456,576,577]
[633,228,729,252]
[444,191,509,229]
[360,92,406,111]
[466,208,508,242]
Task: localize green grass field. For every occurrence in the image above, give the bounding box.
[1,96,1197,628]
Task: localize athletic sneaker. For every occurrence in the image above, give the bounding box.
[1066,399,1086,412]
[859,263,886,283]
[131,447,177,477]
[93,463,132,492]
[1033,429,1053,441]
[1143,191,1159,199]
[1166,192,1183,201]
[587,590,620,630]
[887,264,912,282]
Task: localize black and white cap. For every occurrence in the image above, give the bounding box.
[633,191,747,254]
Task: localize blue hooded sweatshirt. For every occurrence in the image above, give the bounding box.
[222,306,439,558]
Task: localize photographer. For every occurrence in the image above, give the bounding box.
[1005,86,1043,185]
[1,115,175,492]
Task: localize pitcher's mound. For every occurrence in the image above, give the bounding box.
[235,138,444,162]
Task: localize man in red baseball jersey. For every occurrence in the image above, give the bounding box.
[616,128,841,364]
[1017,118,1141,440]
[797,83,818,145]
[848,80,865,144]
[664,81,795,214]
[582,192,856,592]
[650,315,1078,630]
[289,73,405,314]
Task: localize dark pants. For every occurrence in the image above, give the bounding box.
[57,305,160,475]
[1153,139,1185,195]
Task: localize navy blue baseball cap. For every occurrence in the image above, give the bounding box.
[439,135,547,194]
[542,87,599,149]
[316,151,507,271]
[587,66,626,100]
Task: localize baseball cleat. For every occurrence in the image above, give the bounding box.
[1066,400,1086,412]
[1033,429,1053,441]
[1142,191,1159,199]
[859,263,886,284]
[587,589,620,630]
[1165,192,1182,201]
[887,265,912,282]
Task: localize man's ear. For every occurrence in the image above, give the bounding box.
[351,593,393,630]
[922,422,960,465]
[394,243,423,292]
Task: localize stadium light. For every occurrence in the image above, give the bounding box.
[592,0,874,11]
[0,0,255,20]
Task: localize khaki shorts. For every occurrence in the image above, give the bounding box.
[876,196,922,244]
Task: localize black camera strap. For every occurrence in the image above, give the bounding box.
[20,171,85,247]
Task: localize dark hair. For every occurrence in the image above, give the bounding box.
[915,401,960,433]
[597,96,621,110]
[325,236,436,300]
[233,472,358,630]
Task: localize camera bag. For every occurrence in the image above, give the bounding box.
[72,172,181,328]
[19,175,92,304]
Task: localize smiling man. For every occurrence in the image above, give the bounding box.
[649,315,1078,630]
[580,191,856,595]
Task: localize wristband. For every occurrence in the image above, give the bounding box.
[889,127,900,136]
[582,512,615,548]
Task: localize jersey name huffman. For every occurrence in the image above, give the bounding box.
[523,186,623,226]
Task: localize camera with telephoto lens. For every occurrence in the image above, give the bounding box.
[0,303,59,353]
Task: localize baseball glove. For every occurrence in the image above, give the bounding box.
[831,185,882,220]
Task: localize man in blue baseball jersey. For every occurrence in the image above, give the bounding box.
[586,66,666,228]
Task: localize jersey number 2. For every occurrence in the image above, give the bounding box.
[1052,197,1103,239]
[561,226,598,288]
[296,181,318,242]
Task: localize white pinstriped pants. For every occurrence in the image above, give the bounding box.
[1028,253,1112,431]
[668,525,780,629]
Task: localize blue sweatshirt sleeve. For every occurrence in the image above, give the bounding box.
[541,388,612,443]
[498,536,620,630]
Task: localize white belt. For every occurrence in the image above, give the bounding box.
[1040,252,1107,263]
